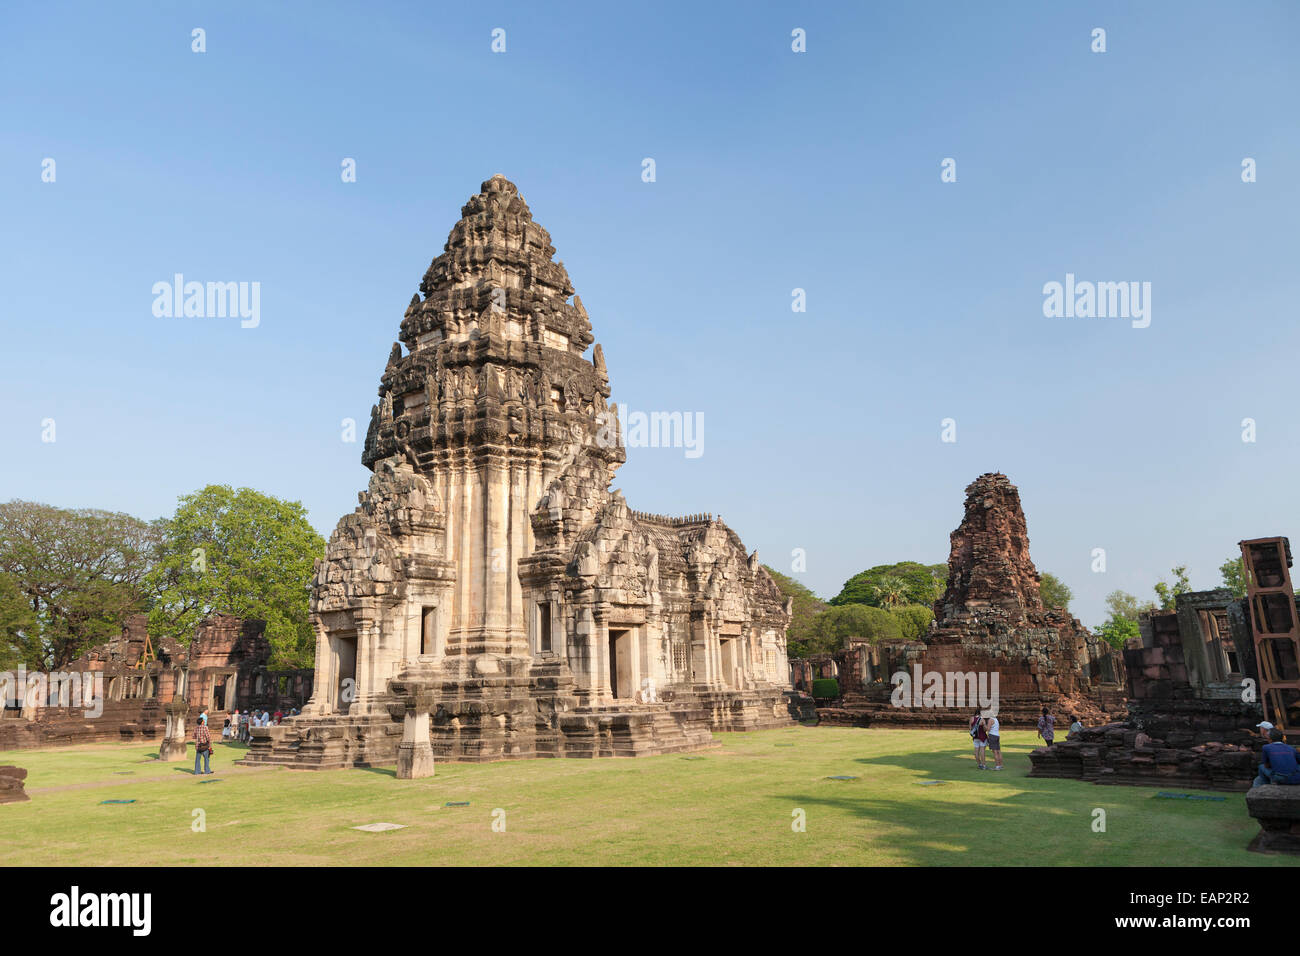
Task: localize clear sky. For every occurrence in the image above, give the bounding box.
[2,1,1297,627]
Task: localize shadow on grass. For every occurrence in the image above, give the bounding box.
[357,766,398,778]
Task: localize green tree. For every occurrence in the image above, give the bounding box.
[806,604,903,653]
[890,604,934,641]
[1219,556,1248,599]
[1095,615,1140,650]
[0,500,161,667]
[0,573,40,670]
[1105,589,1153,622]
[872,575,908,609]
[830,561,947,609]
[146,486,325,668]
[1038,572,1073,612]
[764,566,828,659]
[1153,565,1192,611]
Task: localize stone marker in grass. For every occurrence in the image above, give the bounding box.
[351,822,407,832]
[444,801,470,807]
[100,799,136,804]
[825,775,858,781]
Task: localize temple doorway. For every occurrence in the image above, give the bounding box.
[335,632,357,712]
[608,629,633,699]
[719,638,736,688]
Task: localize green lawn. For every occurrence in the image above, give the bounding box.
[0,727,1290,866]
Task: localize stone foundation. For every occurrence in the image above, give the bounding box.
[1247,784,1300,854]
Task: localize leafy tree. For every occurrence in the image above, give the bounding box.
[1038,572,1073,612]
[1219,556,1247,599]
[890,604,934,641]
[1153,565,1192,611]
[1105,589,1154,622]
[830,561,947,609]
[1095,615,1140,650]
[146,486,325,668]
[0,500,161,667]
[0,573,40,670]
[806,604,903,652]
[764,566,829,659]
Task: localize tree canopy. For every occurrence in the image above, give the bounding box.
[146,485,325,668]
[1038,572,1073,612]
[830,561,947,609]
[0,500,162,668]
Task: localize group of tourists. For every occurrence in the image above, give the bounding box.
[968,712,1003,770]
[968,707,1085,771]
[189,707,302,773]
[221,707,298,744]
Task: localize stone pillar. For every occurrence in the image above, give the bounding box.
[397,710,435,779]
[159,699,190,761]
[389,679,437,779]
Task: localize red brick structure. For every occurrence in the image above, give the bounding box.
[0,614,312,751]
[817,473,1125,729]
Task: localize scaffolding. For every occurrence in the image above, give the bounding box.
[1240,537,1300,739]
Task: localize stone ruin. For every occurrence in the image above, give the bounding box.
[1028,588,1262,790]
[818,472,1126,729]
[244,175,793,772]
[0,613,307,752]
[0,766,29,804]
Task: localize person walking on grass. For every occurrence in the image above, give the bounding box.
[970,710,989,769]
[984,713,1003,770]
[193,714,214,775]
[1037,707,1055,748]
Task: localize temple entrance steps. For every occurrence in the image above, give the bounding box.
[558,702,715,758]
[238,714,402,771]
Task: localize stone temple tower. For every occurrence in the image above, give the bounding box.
[248,176,792,769]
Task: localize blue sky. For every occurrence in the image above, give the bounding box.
[2,1,1297,627]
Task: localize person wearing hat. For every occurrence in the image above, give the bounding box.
[193,714,214,775]
[1253,728,1300,787]
[1257,721,1275,740]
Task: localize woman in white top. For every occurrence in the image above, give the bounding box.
[984,714,1003,770]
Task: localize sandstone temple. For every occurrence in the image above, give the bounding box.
[246,175,793,770]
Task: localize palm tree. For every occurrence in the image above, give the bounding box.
[873,576,907,610]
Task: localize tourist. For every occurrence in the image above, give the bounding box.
[222,714,232,742]
[984,713,1003,770]
[1068,715,1084,738]
[193,715,213,775]
[273,709,284,725]
[239,709,250,742]
[1257,720,1275,740]
[970,710,988,769]
[1253,729,1300,787]
[1037,707,1055,748]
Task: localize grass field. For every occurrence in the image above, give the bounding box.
[0,726,1291,866]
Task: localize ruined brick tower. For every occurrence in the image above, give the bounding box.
[925,473,1125,718]
[247,175,792,769]
[821,473,1126,729]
